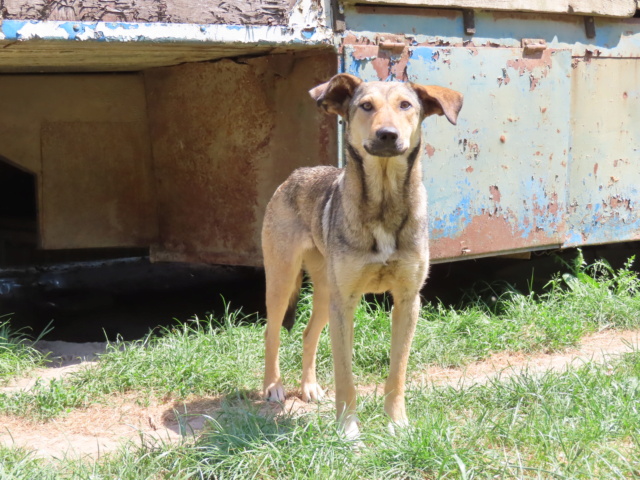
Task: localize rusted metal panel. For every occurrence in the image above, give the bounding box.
[343,6,640,260]
[40,122,157,249]
[3,0,296,25]
[344,7,640,58]
[343,0,637,18]
[146,53,336,266]
[565,58,640,247]
[344,44,572,261]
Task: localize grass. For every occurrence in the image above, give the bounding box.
[0,352,638,478]
[0,251,639,477]
[2,251,640,418]
[0,315,48,385]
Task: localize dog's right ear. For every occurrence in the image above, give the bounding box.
[309,74,363,117]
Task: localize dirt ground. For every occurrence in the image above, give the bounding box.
[0,330,638,460]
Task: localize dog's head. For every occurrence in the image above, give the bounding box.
[310,74,463,158]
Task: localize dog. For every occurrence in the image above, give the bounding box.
[262,73,463,438]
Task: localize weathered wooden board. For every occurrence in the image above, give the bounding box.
[344,0,637,17]
[2,0,296,25]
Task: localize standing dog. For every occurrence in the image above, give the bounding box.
[262,73,463,438]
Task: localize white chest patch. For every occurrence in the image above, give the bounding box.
[371,223,396,264]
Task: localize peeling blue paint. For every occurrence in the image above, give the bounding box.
[1,20,30,40]
[0,19,332,45]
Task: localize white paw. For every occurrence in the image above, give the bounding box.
[387,418,409,436]
[264,382,286,402]
[301,382,325,402]
[341,414,361,441]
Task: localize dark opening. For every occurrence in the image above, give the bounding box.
[0,156,38,267]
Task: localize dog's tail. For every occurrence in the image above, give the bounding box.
[282,270,303,332]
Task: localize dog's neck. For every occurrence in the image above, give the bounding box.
[344,141,423,214]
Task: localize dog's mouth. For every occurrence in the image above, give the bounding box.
[363,141,408,158]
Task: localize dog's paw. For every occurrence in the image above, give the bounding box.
[387,417,409,436]
[301,382,326,402]
[341,414,361,442]
[264,382,286,402]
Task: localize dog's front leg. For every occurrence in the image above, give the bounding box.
[328,289,361,440]
[385,290,421,431]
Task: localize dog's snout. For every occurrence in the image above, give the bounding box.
[376,127,399,143]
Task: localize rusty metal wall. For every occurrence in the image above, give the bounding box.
[145,52,337,266]
[342,7,640,261]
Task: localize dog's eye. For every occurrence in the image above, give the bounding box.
[360,102,373,111]
[400,101,412,110]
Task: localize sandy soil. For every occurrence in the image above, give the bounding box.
[0,329,638,460]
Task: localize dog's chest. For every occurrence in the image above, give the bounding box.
[370,223,397,264]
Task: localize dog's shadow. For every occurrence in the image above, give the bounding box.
[159,389,322,442]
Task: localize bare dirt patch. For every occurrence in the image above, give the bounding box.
[0,330,638,459]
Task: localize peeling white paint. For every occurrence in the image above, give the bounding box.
[3,20,333,45]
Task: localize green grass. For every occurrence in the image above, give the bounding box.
[1,352,638,479]
[2,251,640,419]
[0,251,639,477]
[0,315,48,385]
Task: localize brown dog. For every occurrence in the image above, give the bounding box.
[262,73,463,438]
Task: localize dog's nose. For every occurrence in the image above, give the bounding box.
[376,127,399,143]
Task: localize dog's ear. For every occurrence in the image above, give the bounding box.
[410,84,463,125]
[309,74,363,117]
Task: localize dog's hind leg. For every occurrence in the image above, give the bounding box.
[263,239,304,402]
[300,249,330,402]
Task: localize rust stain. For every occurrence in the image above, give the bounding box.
[424,143,436,158]
[623,92,628,99]
[506,50,553,76]
[497,68,511,87]
[390,47,410,81]
[548,192,559,215]
[465,166,474,173]
[372,57,391,81]
[593,163,599,175]
[351,44,378,60]
[500,135,506,143]
[430,210,560,260]
[489,185,501,203]
[608,196,632,211]
[459,138,480,161]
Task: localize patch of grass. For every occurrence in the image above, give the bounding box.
[2,251,640,421]
[0,315,47,384]
[2,352,638,479]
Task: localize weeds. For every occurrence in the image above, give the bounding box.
[0,315,48,384]
[0,251,639,478]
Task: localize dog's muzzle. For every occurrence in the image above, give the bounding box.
[364,127,408,157]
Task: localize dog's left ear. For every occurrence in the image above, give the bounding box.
[309,74,363,117]
[410,84,464,125]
